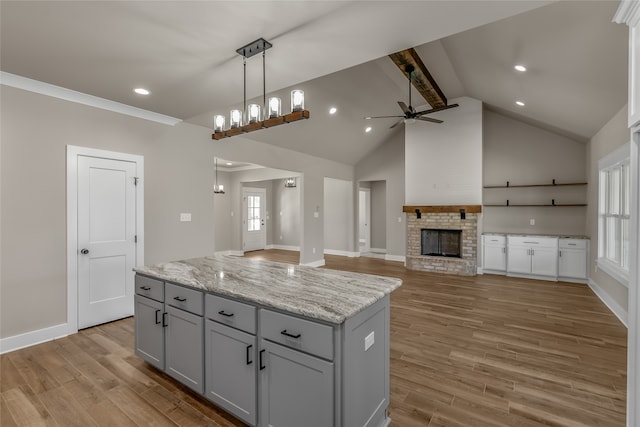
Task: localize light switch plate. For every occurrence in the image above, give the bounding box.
[313,212,319,218]
[365,331,375,351]
[180,213,192,222]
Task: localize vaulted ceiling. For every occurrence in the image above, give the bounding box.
[0,1,628,166]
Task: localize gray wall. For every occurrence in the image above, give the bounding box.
[370,181,387,251]
[324,177,354,253]
[272,178,301,248]
[1,86,216,338]
[588,105,629,314]
[355,130,406,258]
[483,110,588,235]
[1,85,353,339]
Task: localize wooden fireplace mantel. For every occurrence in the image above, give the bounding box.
[403,205,482,214]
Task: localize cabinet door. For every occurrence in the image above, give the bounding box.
[259,339,333,427]
[530,247,558,277]
[507,246,531,274]
[205,320,257,426]
[484,245,506,271]
[559,249,587,279]
[165,305,204,394]
[134,295,164,370]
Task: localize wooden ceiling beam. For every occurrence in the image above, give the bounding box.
[389,48,447,109]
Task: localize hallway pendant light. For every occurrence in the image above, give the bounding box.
[214,158,225,194]
[212,38,310,140]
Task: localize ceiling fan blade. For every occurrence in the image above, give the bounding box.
[417,116,443,124]
[390,119,404,129]
[364,115,404,119]
[397,101,410,114]
[415,103,459,116]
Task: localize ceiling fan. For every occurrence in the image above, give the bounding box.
[365,64,458,129]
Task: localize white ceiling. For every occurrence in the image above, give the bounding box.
[0,1,628,166]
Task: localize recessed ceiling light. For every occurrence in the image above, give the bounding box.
[514,64,527,72]
[226,162,233,166]
[365,126,372,133]
[329,107,337,115]
[515,100,525,107]
[134,88,150,95]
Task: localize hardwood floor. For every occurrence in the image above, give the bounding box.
[1,250,627,426]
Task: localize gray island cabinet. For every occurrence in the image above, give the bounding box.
[133,255,402,427]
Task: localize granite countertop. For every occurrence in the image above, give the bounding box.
[134,255,402,324]
[483,232,589,239]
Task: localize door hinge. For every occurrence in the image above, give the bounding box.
[134,235,138,243]
[134,177,139,186]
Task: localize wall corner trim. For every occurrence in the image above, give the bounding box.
[588,278,629,327]
[0,71,182,126]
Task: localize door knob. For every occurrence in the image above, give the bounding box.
[80,248,89,255]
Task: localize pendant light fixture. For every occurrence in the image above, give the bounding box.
[214,158,225,194]
[212,38,310,140]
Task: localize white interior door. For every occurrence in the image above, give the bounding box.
[77,155,137,329]
[359,189,371,253]
[243,187,267,252]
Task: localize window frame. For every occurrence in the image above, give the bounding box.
[597,142,631,287]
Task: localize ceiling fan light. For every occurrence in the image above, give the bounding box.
[291,90,304,112]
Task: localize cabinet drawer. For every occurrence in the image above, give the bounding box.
[205,294,256,335]
[508,236,558,248]
[559,239,588,250]
[135,275,164,302]
[165,283,203,316]
[260,309,334,360]
[483,235,506,245]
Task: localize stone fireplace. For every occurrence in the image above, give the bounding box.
[404,205,481,276]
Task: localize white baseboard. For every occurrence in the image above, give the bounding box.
[0,323,70,354]
[384,254,406,263]
[266,245,300,251]
[477,267,483,274]
[324,249,359,257]
[588,278,628,327]
[369,248,387,254]
[301,258,326,268]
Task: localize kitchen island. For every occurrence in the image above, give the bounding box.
[133,255,402,427]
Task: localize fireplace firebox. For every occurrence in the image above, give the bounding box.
[421,229,462,258]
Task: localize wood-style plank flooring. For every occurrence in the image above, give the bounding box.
[1,250,627,426]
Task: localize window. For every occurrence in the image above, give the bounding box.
[247,195,261,231]
[597,142,630,286]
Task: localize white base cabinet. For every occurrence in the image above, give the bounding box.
[507,236,558,280]
[558,238,588,282]
[482,235,507,273]
[482,235,589,282]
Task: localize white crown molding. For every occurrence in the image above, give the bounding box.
[0,72,182,126]
[614,0,640,26]
[218,164,266,172]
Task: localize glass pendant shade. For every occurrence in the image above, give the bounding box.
[214,184,225,193]
[285,177,296,188]
[291,90,304,112]
[247,104,261,123]
[213,115,225,132]
[230,109,243,128]
[267,97,281,118]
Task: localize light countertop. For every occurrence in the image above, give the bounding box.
[134,255,402,324]
[483,232,589,239]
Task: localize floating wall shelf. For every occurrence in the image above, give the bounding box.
[483,181,588,189]
[484,203,587,207]
[212,110,310,140]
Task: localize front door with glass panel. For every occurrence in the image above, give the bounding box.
[243,187,267,252]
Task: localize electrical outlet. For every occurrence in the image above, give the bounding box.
[180,213,191,222]
[365,331,375,351]
[398,217,402,223]
[312,248,316,254]
[280,235,283,240]
[313,212,319,218]
[530,218,535,226]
